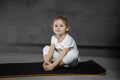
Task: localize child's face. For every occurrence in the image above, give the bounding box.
[53,19,69,36]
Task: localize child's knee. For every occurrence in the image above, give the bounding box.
[43,45,50,55]
[63,52,79,66]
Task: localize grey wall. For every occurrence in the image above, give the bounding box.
[0,0,120,58]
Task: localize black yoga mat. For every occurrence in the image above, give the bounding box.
[0,60,106,77]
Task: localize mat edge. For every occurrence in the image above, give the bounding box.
[0,72,107,78]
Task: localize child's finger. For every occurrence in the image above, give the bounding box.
[44,67,49,71]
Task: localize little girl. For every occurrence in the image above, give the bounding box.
[43,16,80,71]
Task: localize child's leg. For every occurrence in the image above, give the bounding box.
[43,45,60,62]
[43,46,79,67]
[63,50,79,67]
[59,61,65,66]
[43,45,50,61]
[53,50,79,67]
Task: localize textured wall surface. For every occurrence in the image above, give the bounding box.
[0,0,120,58]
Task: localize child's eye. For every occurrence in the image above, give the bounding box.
[60,25,63,27]
[55,25,58,27]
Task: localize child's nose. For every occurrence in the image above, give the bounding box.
[57,26,60,29]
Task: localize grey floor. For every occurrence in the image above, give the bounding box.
[0,52,120,80]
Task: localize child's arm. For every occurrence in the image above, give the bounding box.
[45,48,70,71]
[44,43,55,62]
[52,48,70,67]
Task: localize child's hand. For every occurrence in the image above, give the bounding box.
[43,62,50,70]
[44,63,56,71]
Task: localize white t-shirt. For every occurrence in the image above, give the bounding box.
[51,34,79,53]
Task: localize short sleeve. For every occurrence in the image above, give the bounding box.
[63,38,74,48]
[51,35,57,44]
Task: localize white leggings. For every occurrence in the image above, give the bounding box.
[43,45,79,67]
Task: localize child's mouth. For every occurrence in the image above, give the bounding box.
[56,30,61,32]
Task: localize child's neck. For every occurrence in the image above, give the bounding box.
[57,33,67,43]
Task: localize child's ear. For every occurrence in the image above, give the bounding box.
[66,28,69,31]
[66,27,70,32]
